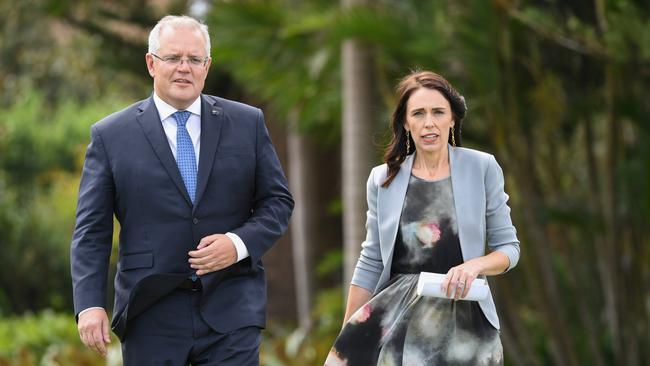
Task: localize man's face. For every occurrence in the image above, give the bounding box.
[146,26,211,110]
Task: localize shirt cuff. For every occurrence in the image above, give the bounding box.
[78,307,104,317]
[225,232,249,262]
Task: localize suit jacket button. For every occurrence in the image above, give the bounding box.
[192,218,199,225]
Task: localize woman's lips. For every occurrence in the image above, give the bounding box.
[421,133,439,143]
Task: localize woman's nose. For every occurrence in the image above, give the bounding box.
[424,113,435,127]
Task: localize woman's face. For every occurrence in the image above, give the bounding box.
[404,88,454,155]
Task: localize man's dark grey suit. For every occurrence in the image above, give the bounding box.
[70,93,294,341]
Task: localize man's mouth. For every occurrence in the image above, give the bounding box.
[173,78,192,84]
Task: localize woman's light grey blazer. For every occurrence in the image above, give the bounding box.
[351,145,520,329]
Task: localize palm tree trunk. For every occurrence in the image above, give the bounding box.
[287,111,315,330]
[341,0,376,289]
[593,3,624,362]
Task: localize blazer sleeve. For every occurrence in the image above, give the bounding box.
[350,167,384,292]
[70,125,115,316]
[485,155,520,272]
[230,109,294,269]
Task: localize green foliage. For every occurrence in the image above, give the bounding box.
[0,311,109,365]
[0,0,149,108]
[261,286,343,366]
[1,91,110,191]
[262,244,344,365]
[0,89,132,315]
[208,0,457,143]
[209,0,342,142]
[315,249,343,278]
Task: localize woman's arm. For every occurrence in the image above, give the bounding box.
[349,168,384,297]
[484,155,520,271]
[443,154,520,299]
[342,285,373,324]
[344,167,384,325]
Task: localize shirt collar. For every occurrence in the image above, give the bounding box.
[153,92,202,121]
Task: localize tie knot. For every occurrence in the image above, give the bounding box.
[173,110,192,127]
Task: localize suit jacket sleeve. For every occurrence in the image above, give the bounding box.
[230,110,294,269]
[485,155,520,272]
[350,167,383,292]
[70,125,115,316]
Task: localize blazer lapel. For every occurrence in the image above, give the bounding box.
[194,95,223,208]
[449,145,471,261]
[378,154,414,264]
[136,97,193,207]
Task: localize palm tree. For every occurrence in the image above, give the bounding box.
[340,0,377,290]
[206,0,342,331]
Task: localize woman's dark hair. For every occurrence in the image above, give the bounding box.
[382,70,467,187]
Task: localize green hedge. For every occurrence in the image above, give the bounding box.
[0,311,115,366]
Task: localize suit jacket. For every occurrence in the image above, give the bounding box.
[71,94,294,340]
[351,146,520,329]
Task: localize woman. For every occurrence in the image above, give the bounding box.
[325,71,520,365]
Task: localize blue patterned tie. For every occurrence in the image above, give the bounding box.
[173,111,197,204]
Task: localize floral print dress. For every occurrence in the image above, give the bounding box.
[325,175,503,366]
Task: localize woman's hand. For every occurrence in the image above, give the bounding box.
[441,251,510,299]
[442,259,483,299]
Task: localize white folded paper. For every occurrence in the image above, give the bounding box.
[416,272,489,301]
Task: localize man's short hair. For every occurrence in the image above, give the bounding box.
[148,15,211,56]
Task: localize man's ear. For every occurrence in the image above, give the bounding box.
[145,54,155,78]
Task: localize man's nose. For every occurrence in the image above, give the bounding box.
[177,60,192,71]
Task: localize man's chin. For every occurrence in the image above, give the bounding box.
[168,94,199,109]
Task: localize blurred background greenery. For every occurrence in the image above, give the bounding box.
[0,0,648,365]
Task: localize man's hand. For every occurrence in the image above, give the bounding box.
[189,234,237,276]
[77,308,111,357]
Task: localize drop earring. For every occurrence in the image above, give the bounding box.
[451,126,456,147]
[406,130,411,154]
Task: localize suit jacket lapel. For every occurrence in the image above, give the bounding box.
[194,95,223,208]
[136,97,193,207]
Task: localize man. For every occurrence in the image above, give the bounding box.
[71,15,293,365]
